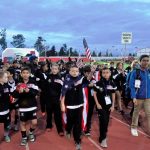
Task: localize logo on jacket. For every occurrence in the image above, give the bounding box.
[48,79,51,83]
[99,87,104,92]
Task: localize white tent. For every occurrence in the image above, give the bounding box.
[137,48,150,57]
[2,48,39,62]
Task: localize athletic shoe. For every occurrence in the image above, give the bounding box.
[46,128,52,132]
[100,138,108,148]
[4,136,11,143]
[20,138,27,146]
[84,131,91,136]
[75,143,82,150]
[59,132,64,137]
[14,124,19,131]
[66,132,71,139]
[131,128,138,136]
[28,133,36,142]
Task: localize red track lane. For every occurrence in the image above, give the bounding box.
[0,112,150,150]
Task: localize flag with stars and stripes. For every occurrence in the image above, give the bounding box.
[83,38,92,60]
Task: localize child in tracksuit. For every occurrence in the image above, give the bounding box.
[93,67,116,148]
[82,65,96,136]
[7,68,19,131]
[46,63,64,135]
[12,67,39,146]
[61,65,84,150]
[0,71,11,142]
[35,62,49,116]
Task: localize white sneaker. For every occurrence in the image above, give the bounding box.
[131,128,138,136]
[75,143,82,150]
[65,132,71,139]
[14,125,19,131]
[100,138,108,148]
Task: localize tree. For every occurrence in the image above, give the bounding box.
[72,50,79,56]
[46,45,57,56]
[92,51,97,57]
[59,47,66,56]
[0,28,7,50]
[68,47,73,56]
[58,44,68,56]
[40,51,45,56]
[109,53,113,57]
[81,53,86,57]
[63,44,67,51]
[98,52,102,57]
[11,34,26,48]
[34,36,45,53]
[63,44,68,56]
[128,53,132,56]
[50,45,57,56]
[133,53,136,57]
[105,49,109,57]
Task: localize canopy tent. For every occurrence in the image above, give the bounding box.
[2,48,39,62]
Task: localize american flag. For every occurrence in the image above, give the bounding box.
[83,38,92,60]
[62,87,89,132]
[76,56,84,68]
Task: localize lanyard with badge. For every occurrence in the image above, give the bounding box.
[135,80,141,89]
[102,81,112,105]
[135,70,141,89]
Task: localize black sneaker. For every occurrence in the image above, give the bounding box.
[120,110,125,115]
[20,138,27,146]
[28,133,35,142]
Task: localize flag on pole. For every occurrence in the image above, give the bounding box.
[83,38,92,60]
[94,71,101,82]
[82,87,89,131]
[76,49,84,68]
[76,57,84,68]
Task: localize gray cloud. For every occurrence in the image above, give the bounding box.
[0,0,150,53]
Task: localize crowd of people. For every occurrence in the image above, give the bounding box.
[0,54,149,150]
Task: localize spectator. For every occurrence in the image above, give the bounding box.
[129,55,150,136]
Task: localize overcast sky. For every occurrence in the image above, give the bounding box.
[0,0,150,54]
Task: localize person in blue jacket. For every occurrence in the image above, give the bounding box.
[129,54,150,136]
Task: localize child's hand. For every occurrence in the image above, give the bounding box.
[96,103,102,110]
[19,88,24,93]
[109,106,114,112]
[133,98,138,105]
[12,98,17,103]
[61,103,65,112]
[89,83,94,87]
[24,88,30,93]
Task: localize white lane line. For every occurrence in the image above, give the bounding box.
[25,143,30,150]
[87,137,103,150]
[111,115,150,138]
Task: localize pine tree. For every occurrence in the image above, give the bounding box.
[11,34,26,48]
[0,29,7,50]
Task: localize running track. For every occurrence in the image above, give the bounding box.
[0,111,150,150]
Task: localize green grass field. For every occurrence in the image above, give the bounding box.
[93,61,130,69]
